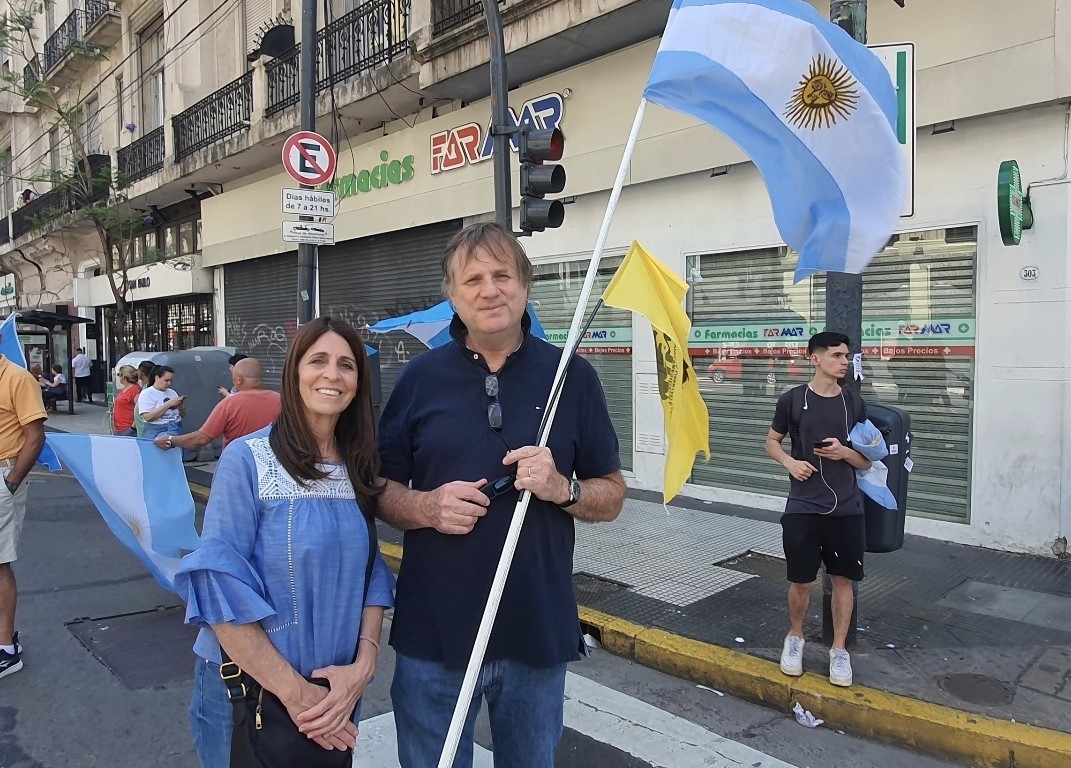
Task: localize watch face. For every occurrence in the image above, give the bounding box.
[570,479,582,502]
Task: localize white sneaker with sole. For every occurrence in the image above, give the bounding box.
[829,648,853,686]
[779,634,804,676]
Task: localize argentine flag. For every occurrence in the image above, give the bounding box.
[45,433,200,590]
[644,0,905,282]
[0,312,61,471]
[366,300,547,348]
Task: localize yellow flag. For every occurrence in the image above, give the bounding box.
[602,241,710,502]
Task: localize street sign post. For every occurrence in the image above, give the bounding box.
[281,131,337,187]
[282,221,335,245]
[281,188,335,216]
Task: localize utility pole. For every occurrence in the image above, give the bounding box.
[483,0,512,228]
[296,0,318,325]
[822,0,868,649]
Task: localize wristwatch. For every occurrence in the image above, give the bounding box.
[4,478,18,494]
[559,478,582,508]
[165,437,174,449]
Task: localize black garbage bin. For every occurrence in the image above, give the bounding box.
[863,403,912,553]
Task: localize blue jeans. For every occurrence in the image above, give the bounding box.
[189,656,232,768]
[391,653,567,768]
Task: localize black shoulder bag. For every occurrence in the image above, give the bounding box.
[220,509,379,768]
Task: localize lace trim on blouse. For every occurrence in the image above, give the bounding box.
[247,437,355,500]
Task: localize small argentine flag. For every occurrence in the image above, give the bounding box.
[644,0,905,282]
[46,433,200,590]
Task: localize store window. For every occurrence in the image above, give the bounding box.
[530,255,633,472]
[687,227,976,523]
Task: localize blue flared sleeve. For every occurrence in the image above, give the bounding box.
[366,552,396,609]
[174,442,276,627]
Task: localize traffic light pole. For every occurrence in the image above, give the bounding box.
[822,0,868,649]
[296,0,318,325]
[483,0,513,228]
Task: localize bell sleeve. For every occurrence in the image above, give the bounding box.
[174,444,276,627]
[365,552,396,609]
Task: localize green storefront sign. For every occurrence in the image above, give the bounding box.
[320,150,415,203]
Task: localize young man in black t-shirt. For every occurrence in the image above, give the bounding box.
[765,332,872,687]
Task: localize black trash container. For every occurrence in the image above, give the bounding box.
[863,403,912,553]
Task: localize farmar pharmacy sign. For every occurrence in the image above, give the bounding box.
[430,93,564,174]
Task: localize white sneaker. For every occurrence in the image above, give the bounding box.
[829,648,853,686]
[779,634,804,676]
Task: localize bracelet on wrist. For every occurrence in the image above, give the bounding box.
[358,635,380,653]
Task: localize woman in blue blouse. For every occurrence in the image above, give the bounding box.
[174,317,394,767]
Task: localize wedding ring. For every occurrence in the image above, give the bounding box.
[528,468,533,477]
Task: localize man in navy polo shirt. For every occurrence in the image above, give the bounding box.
[377,222,627,767]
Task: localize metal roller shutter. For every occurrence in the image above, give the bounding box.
[223,252,298,391]
[530,256,633,473]
[245,0,273,54]
[687,228,976,523]
[318,221,462,405]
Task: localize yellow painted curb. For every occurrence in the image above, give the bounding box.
[380,542,403,571]
[189,483,211,505]
[793,680,1071,768]
[635,627,794,711]
[578,606,642,659]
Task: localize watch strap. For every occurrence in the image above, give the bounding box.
[559,478,581,508]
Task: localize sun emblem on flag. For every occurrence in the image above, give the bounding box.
[784,55,859,130]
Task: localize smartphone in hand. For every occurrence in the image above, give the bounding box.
[813,440,833,449]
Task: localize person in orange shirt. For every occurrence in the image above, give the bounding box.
[112,366,141,436]
[0,336,46,681]
[154,358,281,454]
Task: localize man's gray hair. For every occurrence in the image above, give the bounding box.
[440,222,533,296]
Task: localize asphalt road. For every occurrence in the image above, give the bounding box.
[1,472,965,768]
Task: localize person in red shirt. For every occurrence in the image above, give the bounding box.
[154,358,280,455]
[112,366,141,435]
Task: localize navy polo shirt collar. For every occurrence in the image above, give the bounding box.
[449,311,534,368]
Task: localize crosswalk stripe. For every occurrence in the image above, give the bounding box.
[563,673,798,768]
[354,712,494,767]
[355,672,796,768]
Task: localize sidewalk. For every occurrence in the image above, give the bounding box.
[48,409,1071,767]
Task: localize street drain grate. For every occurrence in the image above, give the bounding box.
[937,673,1015,706]
[66,605,199,690]
[574,573,629,602]
[718,551,785,580]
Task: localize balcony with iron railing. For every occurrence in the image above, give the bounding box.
[173,72,253,161]
[420,0,667,100]
[8,154,111,241]
[23,58,40,93]
[117,127,164,184]
[40,1,122,87]
[266,0,412,117]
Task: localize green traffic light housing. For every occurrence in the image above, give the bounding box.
[519,127,566,233]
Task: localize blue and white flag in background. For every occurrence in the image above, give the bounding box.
[366,300,547,349]
[45,433,200,590]
[0,312,61,471]
[644,0,905,282]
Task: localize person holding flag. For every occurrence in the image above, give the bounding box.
[376,222,626,767]
[0,328,46,681]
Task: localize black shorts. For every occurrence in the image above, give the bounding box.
[781,513,865,583]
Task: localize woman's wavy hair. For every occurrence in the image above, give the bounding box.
[268,317,381,518]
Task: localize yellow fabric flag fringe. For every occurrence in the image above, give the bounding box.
[602,241,710,502]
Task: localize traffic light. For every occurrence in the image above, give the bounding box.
[519,126,566,233]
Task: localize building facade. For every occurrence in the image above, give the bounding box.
[3,0,1070,555]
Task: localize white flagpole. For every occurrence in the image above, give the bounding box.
[437,97,649,768]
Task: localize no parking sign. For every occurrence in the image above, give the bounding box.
[281,131,337,186]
